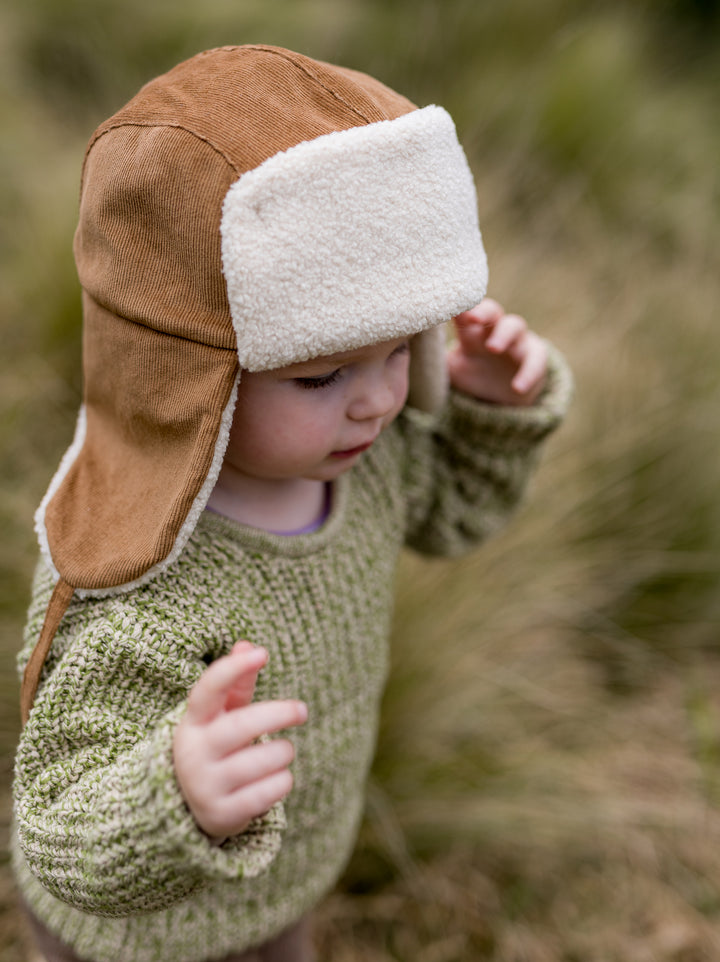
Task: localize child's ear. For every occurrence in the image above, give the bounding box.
[406,324,449,414]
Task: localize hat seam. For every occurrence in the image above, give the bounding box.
[82,292,240,354]
[81,121,246,193]
[244,46,378,125]
[212,45,378,126]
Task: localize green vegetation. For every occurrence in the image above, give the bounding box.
[2,1,719,958]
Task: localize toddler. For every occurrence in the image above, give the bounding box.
[13,45,572,962]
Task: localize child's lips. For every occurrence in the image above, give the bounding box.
[330,441,374,459]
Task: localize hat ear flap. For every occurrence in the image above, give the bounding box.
[407,323,449,414]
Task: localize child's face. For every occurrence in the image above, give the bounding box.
[224,336,411,483]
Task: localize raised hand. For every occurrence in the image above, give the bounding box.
[173,641,307,839]
[447,298,548,406]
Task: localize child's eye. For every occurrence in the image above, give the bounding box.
[391,341,410,358]
[294,369,342,390]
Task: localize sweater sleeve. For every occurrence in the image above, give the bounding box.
[399,342,572,556]
[13,575,285,917]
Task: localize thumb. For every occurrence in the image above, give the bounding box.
[187,643,267,723]
[224,642,267,711]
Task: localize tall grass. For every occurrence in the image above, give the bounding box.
[2,1,720,959]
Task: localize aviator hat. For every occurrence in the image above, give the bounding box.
[22,45,488,721]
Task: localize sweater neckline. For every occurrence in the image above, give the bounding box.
[196,474,348,556]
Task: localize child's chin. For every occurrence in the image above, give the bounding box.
[306,457,360,481]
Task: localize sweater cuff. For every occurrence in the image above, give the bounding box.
[147,705,285,881]
[446,340,573,445]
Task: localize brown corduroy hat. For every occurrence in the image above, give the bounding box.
[22,45,488,722]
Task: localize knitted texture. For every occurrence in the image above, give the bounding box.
[14,360,571,962]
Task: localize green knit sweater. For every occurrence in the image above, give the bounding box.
[13,365,570,962]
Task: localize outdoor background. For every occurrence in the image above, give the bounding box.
[1,1,719,959]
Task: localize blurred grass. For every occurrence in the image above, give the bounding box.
[2,0,720,959]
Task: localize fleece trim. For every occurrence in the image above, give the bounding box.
[35,374,241,599]
[221,105,488,371]
[34,407,88,583]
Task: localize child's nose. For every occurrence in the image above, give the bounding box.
[347,372,396,422]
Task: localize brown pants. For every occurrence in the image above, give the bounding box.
[24,904,315,962]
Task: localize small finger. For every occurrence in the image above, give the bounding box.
[511,335,548,397]
[476,297,504,320]
[212,699,308,756]
[454,297,504,330]
[468,297,505,324]
[230,768,295,821]
[187,646,268,723]
[230,640,255,655]
[205,769,295,838]
[216,738,296,794]
[485,314,527,353]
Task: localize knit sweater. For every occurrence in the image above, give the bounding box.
[13,363,570,962]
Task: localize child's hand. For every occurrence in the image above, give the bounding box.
[447,298,548,406]
[173,641,307,840]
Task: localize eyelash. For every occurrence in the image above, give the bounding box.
[295,369,342,390]
[293,343,409,391]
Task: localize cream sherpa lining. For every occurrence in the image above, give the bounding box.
[221,105,488,371]
[34,406,88,582]
[35,374,241,598]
